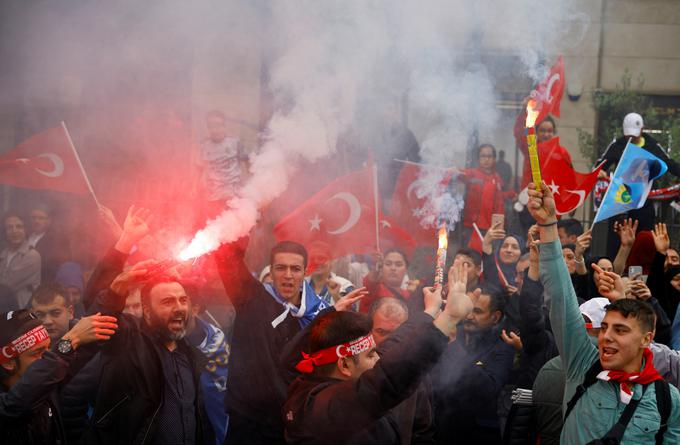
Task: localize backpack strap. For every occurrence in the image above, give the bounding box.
[654,379,672,445]
[564,359,603,421]
[593,385,648,445]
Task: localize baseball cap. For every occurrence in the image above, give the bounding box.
[623,112,644,137]
[579,297,609,329]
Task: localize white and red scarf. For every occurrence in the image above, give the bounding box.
[597,347,663,404]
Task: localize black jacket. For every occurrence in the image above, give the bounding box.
[215,239,306,440]
[430,323,515,439]
[34,227,71,282]
[0,344,98,445]
[81,287,210,445]
[283,311,447,445]
[596,133,680,177]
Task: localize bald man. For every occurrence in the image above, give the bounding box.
[369,297,409,345]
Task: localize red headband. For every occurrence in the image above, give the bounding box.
[295,334,376,374]
[0,325,50,364]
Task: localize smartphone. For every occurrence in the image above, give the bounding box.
[491,213,505,229]
[628,265,643,279]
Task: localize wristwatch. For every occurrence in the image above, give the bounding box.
[57,338,73,354]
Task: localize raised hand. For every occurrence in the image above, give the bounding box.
[653,223,670,255]
[98,204,123,239]
[334,287,368,312]
[592,263,625,301]
[614,218,638,248]
[442,259,474,321]
[575,228,593,259]
[527,181,557,225]
[501,329,523,351]
[110,259,159,296]
[62,313,119,349]
[423,286,443,319]
[115,205,154,254]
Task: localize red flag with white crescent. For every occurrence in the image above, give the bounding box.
[541,138,603,215]
[0,125,90,194]
[529,56,565,126]
[274,166,378,272]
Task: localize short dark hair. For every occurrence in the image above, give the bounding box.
[478,143,497,159]
[309,311,372,376]
[557,219,584,238]
[140,275,188,307]
[270,241,308,268]
[206,110,226,122]
[455,248,482,267]
[498,150,506,159]
[537,115,557,132]
[383,247,409,267]
[605,299,656,333]
[562,243,576,253]
[31,283,71,307]
[368,297,409,319]
[479,282,506,316]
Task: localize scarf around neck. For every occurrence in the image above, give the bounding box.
[597,347,663,404]
[264,280,328,329]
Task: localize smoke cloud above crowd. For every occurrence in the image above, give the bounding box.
[0,0,589,259]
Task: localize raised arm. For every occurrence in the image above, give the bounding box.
[84,206,152,310]
[528,182,598,380]
[612,218,637,275]
[213,236,265,309]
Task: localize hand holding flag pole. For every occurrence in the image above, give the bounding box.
[60,122,100,208]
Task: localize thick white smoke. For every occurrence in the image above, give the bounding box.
[180,0,589,259]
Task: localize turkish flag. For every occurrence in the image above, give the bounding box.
[530,56,565,125]
[467,223,484,254]
[274,166,378,271]
[378,214,417,258]
[389,163,455,246]
[541,138,603,215]
[0,124,90,195]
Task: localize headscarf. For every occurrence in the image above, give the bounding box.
[494,234,526,288]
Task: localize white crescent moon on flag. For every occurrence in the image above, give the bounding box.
[556,189,585,215]
[326,192,361,234]
[546,73,561,103]
[34,153,64,177]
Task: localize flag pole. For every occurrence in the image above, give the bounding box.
[372,162,381,252]
[60,121,101,208]
[592,138,631,224]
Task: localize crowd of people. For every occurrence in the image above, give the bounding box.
[3,107,680,445]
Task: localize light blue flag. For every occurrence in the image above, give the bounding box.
[593,141,668,224]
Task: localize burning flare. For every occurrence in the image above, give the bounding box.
[434,223,448,289]
[525,99,540,128]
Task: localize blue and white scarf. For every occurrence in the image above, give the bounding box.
[264,280,328,329]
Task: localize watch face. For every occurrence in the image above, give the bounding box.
[58,339,72,354]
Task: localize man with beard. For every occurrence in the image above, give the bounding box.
[430,283,515,444]
[81,265,211,444]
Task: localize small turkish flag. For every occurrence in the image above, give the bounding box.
[378,215,417,258]
[467,223,484,255]
[541,138,603,215]
[389,163,455,246]
[530,56,565,126]
[274,166,378,271]
[0,124,90,195]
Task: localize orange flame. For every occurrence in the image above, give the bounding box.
[438,224,448,250]
[525,99,540,128]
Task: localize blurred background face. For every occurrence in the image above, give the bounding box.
[499,237,521,264]
[30,209,51,234]
[144,282,190,341]
[207,116,227,143]
[271,252,306,302]
[124,288,143,318]
[478,145,495,171]
[672,273,680,293]
[536,120,555,142]
[381,252,407,288]
[562,247,576,274]
[463,293,498,333]
[5,216,26,248]
[31,295,73,342]
[371,303,408,345]
[665,248,680,270]
[455,254,480,284]
[597,258,614,272]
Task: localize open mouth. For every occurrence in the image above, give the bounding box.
[168,318,185,330]
[601,346,618,359]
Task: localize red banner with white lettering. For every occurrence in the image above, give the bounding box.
[0,125,90,195]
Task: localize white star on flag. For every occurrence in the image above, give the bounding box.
[548,180,560,196]
[309,214,322,231]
